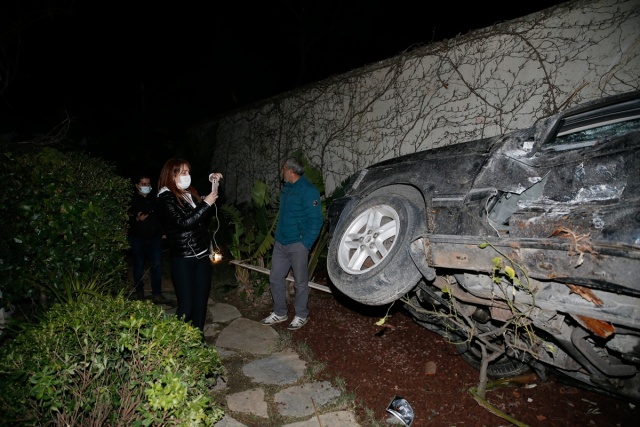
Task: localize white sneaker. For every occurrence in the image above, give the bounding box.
[287,316,308,330]
[260,312,288,325]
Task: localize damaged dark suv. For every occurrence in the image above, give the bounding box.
[326,90,640,401]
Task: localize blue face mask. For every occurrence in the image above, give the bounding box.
[139,185,152,195]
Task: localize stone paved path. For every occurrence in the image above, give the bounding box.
[155,292,362,427]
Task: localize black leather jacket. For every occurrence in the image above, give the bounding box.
[157,190,213,258]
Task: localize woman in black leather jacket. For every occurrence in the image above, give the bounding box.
[156,158,222,333]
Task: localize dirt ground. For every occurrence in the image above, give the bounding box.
[149,252,639,427]
[235,271,639,427]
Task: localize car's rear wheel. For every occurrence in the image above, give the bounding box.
[327,194,423,305]
[406,286,532,378]
[455,336,531,378]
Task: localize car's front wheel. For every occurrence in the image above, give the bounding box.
[327,194,424,305]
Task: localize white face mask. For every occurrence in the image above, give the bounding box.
[177,174,191,189]
[139,185,152,195]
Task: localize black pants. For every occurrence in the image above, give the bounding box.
[130,235,163,295]
[170,255,212,332]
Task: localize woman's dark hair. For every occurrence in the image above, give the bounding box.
[158,158,201,204]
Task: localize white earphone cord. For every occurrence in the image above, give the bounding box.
[210,195,222,255]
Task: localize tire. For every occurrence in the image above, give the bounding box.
[455,340,531,378]
[405,289,531,378]
[327,194,423,305]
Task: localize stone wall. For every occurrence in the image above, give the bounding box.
[194,0,640,204]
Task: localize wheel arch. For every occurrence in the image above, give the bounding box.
[362,183,427,235]
[330,183,427,242]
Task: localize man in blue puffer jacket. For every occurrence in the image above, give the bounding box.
[261,157,323,330]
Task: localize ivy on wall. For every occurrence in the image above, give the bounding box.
[197,0,640,204]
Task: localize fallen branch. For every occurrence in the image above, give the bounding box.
[469,376,533,427]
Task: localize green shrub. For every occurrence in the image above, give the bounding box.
[0,296,224,426]
[0,147,131,311]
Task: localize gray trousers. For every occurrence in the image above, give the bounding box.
[270,241,309,318]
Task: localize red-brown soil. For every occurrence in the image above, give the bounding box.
[275,277,638,427]
[144,254,637,426]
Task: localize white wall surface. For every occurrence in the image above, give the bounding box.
[194,0,640,204]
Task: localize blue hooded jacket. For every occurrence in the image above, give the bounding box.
[274,175,323,249]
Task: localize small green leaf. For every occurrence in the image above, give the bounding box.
[479,242,488,249]
[505,266,516,279]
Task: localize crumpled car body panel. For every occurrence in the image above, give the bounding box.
[327,90,640,402]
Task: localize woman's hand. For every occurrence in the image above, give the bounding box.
[205,172,223,205]
[204,191,218,205]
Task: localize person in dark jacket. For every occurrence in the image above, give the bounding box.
[128,173,169,304]
[260,157,323,331]
[156,158,222,333]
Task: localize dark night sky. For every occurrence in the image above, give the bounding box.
[1,0,567,174]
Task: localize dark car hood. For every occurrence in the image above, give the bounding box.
[348,127,536,198]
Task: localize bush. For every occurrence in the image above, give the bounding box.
[0,147,131,312]
[0,296,224,426]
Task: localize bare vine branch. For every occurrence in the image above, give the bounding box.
[202,0,639,204]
